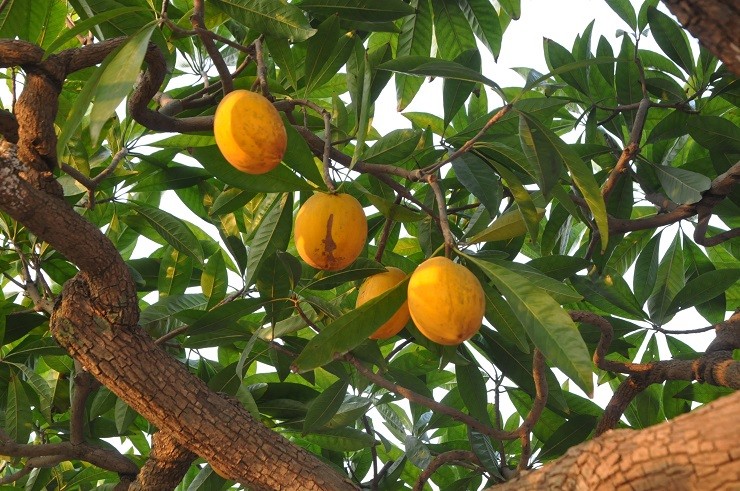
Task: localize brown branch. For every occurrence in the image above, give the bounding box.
[0,429,139,477]
[517,349,548,471]
[418,104,513,178]
[191,0,232,94]
[374,196,400,262]
[70,363,100,446]
[412,451,480,491]
[345,355,516,441]
[127,431,196,490]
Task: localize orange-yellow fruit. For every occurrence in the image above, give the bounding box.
[294,193,367,271]
[356,267,410,340]
[407,257,485,346]
[213,89,287,174]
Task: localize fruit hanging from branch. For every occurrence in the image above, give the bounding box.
[407,257,485,346]
[213,89,287,174]
[294,192,368,271]
[356,267,411,340]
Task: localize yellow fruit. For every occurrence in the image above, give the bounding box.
[407,257,485,346]
[356,267,410,340]
[294,193,368,271]
[213,90,287,174]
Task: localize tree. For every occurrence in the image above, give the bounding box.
[0,0,738,489]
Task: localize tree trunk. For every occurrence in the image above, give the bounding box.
[488,391,740,490]
[661,0,740,75]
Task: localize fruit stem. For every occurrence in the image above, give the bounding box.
[321,110,336,192]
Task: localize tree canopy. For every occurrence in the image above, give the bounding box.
[0,0,738,489]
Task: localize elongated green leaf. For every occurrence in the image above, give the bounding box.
[650,163,711,205]
[89,23,155,142]
[468,208,545,244]
[647,7,693,74]
[189,146,313,193]
[302,258,386,291]
[245,193,293,288]
[459,0,502,59]
[304,16,354,96]
[431,0,476,60]
[451,153,501,216]
[14,364,52,423]
[201,252,228,310]
[209,0,316,41]
[518,113,608,250]
[687,115,740,152]
[293,278,409,373]
[158,246,194,297]
[303,379,349,433]
[131,203,204,264]
[666,269,740,316]
[186,299,263,337]
[301,427,375,451]
[634,233,661,306]
[571,274,645,320]
[647,233,684,324]
[282,117,325,186]
[443,50,481,128]
[544,38,588,94]
[296,0,414,21]
[456,363,490,423]
[605,229,654,275]
[604,0,637,30]
[45,6,147,56]
[5,373,32,443]
[378,56,500,90]
[465,255,593,396]
[363,129,423,164]
[498,0,520,19]
[395,0,433,110]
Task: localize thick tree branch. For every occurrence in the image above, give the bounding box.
[127,431,196,490]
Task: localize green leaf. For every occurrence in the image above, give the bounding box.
[443,50,481,129]
[209,0,316,41]
[634,233,661,306]
[451,153,501,216]
[458,0,502,59]
[296,0,415,22]
[189,146,313,193]
[362,129,423,164]
[650,163,711,205]
[395,0,433,110]
[351,50,372,169]
[89,23,156,142]
[430,0,477,60]
[158,246,194,297]
[538,415,598,461]
[282,117,325,186]
[464,254,593,396]
[456,362,490,424]
[186,299,263,337]
[5,373,32,443]
[518,113,562,198]
[604,0,637,30]
[482,285,529,353]
[245,193,293,288]
[45,6,148,56]
[647,233,684,324]
[686,115,740,152]
[498,0,520,19]
[131,203,205,264]
[201,252,228,310]
[302,258,387,291]
[301,427,375,451]
[523,114,609,250]
[378,56,501,90]
[486,155,541,240]
[304,15,355,96]
[543,38,588,94]
[468,208,545,245]
[292,278,409,372]
[571,274,645,320]
[666,269,740,316]
[647,7,694,74]
[303,378,349,433]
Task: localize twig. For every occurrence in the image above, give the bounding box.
[361,416,379,491]
[413,451,480,491]
[517,349,547,471]
[253,37,271,99]
[418,104,512,178]
[374,196,400,262]
[61,148,128,209]
[191,0,232,94]
[428,175,454,257]
[70,363,99,445]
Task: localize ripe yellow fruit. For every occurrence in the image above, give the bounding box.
[213,89,287,174]
[356,267,410,340]
[294,193,367,271]
[407,257,485,346]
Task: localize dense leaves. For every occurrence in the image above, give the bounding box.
[0,0,738,489]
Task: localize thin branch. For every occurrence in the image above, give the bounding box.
[361,416,379,491]
[70,363,99,445]
[418,104,512,178]
[517,349,547,471]
[413,451,480,491]
[374,197,399,262]
[428,175,454,257]
[191,0,232,94]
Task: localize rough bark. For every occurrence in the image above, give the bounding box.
[488,391,740,490]
[0,141,358,491]
[128,432,196,490]
[662,0,740,75]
